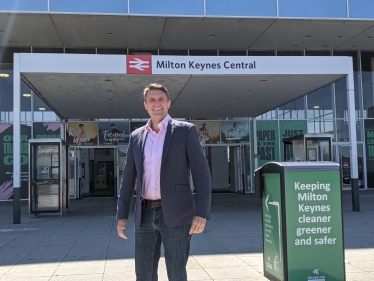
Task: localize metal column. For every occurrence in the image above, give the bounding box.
[12,53,21,224]
[346,57,360,211]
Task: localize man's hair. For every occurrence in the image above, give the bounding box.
[79,124,84,127]
[111,123,115,126]
[143,83,170,101]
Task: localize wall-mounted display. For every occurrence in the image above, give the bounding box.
[191,121,220,144]
[66,122,98,146]
[221,120,249,144]
[99,122,129,145]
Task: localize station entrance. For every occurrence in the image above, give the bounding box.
[11,52,361,221]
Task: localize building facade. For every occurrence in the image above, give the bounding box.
[1,0,374,202]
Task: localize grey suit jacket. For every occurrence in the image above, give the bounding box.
[116,117,212,227]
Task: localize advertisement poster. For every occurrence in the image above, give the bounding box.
[0,124,31,200]
[191,121,220,144]
[256,120,279,167]
[33,122,61,139]
[99,122,129,145]
[364,119,374,187]
[221,120,249,144]
[280,120,307,161]
[130,121,147,132]
[66,122,98,146]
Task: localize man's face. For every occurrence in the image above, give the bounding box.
[144,90,170,121]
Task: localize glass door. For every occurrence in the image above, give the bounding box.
[117,145,128,196]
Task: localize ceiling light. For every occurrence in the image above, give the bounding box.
[39,107,46,111]
[336,36,342,38]
[262,79,267,82]
[322,45,328,47]
[105,79,112,82]
[351,46,356,48]
[8,41,14,43]
[0,73,9,78]
[107,33,114,35]
[247,90,251,92]
[367,36,372,39]
[209,35,215,38]
[314,105,320,109]
[305,36,311,38]
[108,98,113,101]
[292,45,298,47]
[23,93,31,97]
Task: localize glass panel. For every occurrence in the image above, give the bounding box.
[0,47,31,63]
[334,51,361,117]
[305,51,331,56]
[33,92,59,121]
[206,0,276,17]
[189,50,217,56]
[128,49,158,55]
[349,0,374,19]
[49,0,128,13]
[334,78,348,119]
[0,69,13,122]
[361,52,374,118]
[277,51,303,56]
[306,139,331,161]
[279,96,305,119]
[97,48,127,55]
[65,48,96,54]
[0,0,47,11]
[130,0,204,16]
[307,120,334,136]
[279,0,347,18]
[307,85,333,119]
[256,110,277,120]
[32,48,64,54]
[336,119,363,142]
[219,50,247,56]
[159,50,188,56]
[248,51,275,56]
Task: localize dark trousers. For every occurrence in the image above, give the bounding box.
[135,205,191,281]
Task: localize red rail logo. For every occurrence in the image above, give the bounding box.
[127,55,152,74]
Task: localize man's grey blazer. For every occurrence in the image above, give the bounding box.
[116,117,212,227]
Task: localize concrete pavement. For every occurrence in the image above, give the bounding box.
[0,190,373,280]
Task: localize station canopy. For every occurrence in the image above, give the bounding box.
[19,53,350,119]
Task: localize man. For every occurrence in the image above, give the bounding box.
[116,83,212,281]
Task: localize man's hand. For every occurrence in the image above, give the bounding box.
[117,219,128,239]
[189,216,207,235]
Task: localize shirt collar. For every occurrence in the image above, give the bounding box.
[145,114,170,132]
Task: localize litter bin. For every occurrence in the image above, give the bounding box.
[255,162,345,281]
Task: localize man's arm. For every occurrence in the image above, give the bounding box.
[116,135,137,239]
[185,124,212,233]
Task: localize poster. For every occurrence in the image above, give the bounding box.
[191,121,220,144]
[280,120,307,161]
[33,122,61,139]
[99,122,129,145]
[0,124,31,200]
[66,122,98,146]
[256,120,279,167]
[221,120,249,144]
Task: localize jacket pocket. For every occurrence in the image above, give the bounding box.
[175,184,191,192]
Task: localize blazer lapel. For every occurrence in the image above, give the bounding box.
[161,118,175,166]
[138,128,148,175]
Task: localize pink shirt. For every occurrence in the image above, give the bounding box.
[142,114,170,200]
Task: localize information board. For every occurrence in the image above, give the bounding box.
[284,170,345,281]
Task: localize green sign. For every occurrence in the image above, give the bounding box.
[280,120,307,160]
[284,170,345,281]
[262,173,283,280]
[257,121,279,167]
